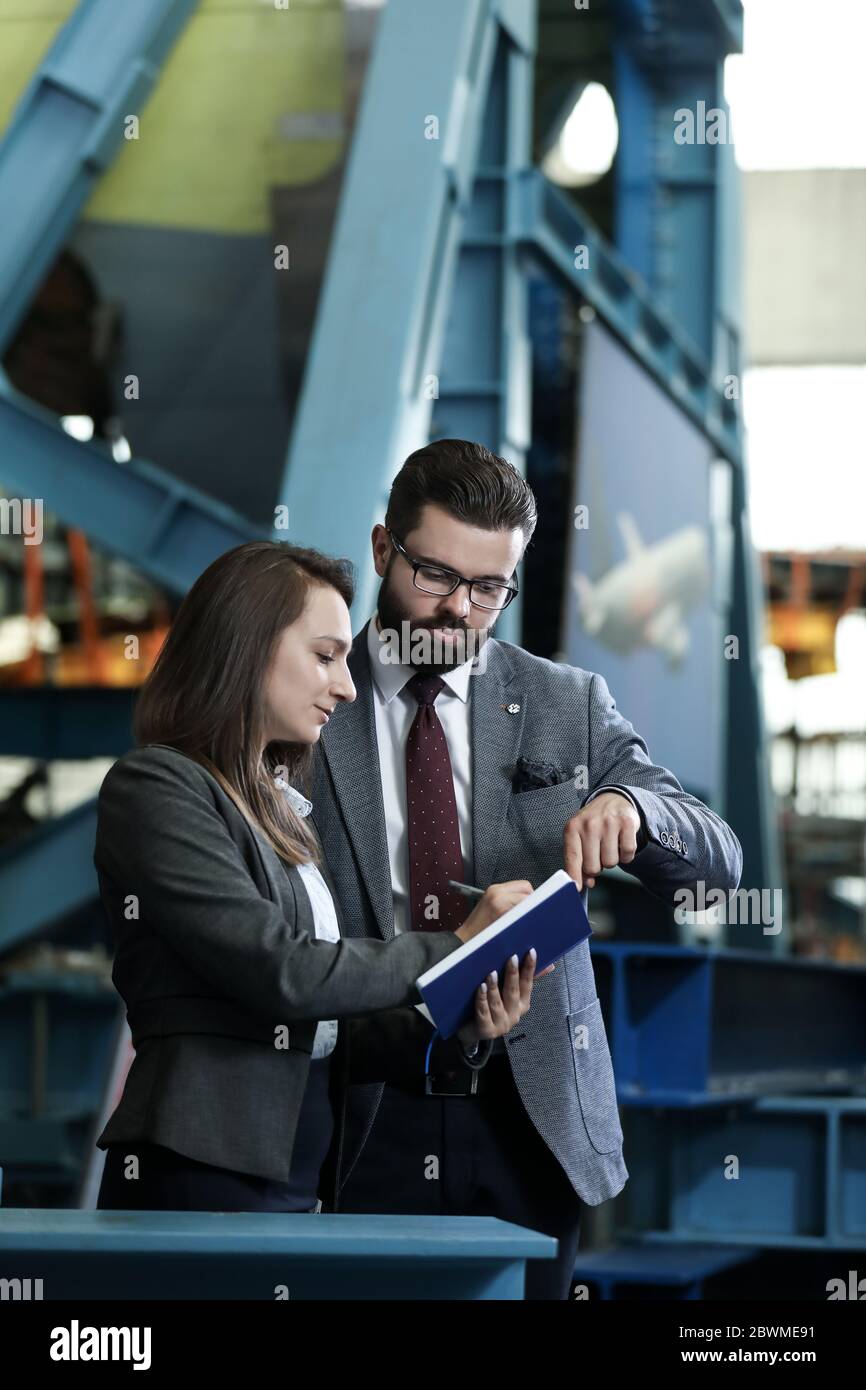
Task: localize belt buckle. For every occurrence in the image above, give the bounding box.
[424,1069,479,1097]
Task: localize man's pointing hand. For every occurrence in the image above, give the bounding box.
[563,791,641,890]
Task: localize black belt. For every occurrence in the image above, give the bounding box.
[421,1050,512,1098]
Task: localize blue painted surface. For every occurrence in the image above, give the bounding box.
[0,373,265,597]
[599,0,776,899]
[0,1211,555,1300]
[0,970,118,1115]
[573,1239,758,1300]
[591,943,866,1105]
[0,799,99,952]
[436,23,535,645]
[282,0,526,625]
[561,318,726,807]
[518,172,741,464]
[610,0,743,365]
[623,1097,866,1249]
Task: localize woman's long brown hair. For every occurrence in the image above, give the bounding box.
[133,540,354,866]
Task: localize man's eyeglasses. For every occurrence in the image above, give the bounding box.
[387,530,518,611]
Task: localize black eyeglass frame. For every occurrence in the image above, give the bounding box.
[387,529,519,611]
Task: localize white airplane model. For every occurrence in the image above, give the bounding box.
[572,512,710,667]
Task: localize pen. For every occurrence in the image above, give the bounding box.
[448,879,485,900]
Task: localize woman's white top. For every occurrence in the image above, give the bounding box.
[276,777,339,1061]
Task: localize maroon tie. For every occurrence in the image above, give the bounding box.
[405,672,468,932]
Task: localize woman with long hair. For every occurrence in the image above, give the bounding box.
[94,540,539,1213]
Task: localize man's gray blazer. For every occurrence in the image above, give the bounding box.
[311,623,744,1207]
[93,743,477,1198]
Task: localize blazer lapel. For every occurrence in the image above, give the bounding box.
[470,640,526,888]
[319,620,396,942]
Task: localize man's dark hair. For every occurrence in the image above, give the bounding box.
[385,439,537,548]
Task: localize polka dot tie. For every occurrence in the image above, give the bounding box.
[405,672,468,932]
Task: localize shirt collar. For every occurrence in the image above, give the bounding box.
[274,775,312,818]
[366,612,475,705]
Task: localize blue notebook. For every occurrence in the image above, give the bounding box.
[415,870,592,1039]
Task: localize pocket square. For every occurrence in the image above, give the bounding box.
[511,756,574,794]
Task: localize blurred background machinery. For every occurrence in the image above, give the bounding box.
[0,0,864,1299]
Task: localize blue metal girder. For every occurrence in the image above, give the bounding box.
[614,49,724,367]
[0,687,136,759]
[624,1097,866,1250]
[0,372,265,597]
[0,800,98,953]
[282,0,518,623]
[0,0,200,354]
[436,19,536,457]
[612,0,743,64]
[435,19,536,644]
[610,0,743,373]
[518,170,741,464]
[590,942,866,1103]
[726,460,781,901]
[514,168,778,900]
[0,0,264,597]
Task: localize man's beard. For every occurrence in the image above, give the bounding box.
[375,563,494,675]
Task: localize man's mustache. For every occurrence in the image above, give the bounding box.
[410,619,472,633]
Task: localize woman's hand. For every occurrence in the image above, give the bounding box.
[457,948,546,1046]
[452,882,555,1045]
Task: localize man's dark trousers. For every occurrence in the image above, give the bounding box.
[337,1053,582,1300]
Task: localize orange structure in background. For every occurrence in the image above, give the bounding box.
[6,529,167,689]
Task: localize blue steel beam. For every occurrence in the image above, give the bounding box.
[0,0,266,597]
[0,800,98,953]
[0,0,200,354]
[610,0,743,374]
[518,170,742,464]
[520,169,779,903]
[0,372,265,597]
[282,0,512,623]
[624,1097,866,1249]
[435,11,535,645]
[612,0,743,63]
[0,688,135,759]
[726,459,781,913]
[590,942,866,1102]
[604,0,777,909]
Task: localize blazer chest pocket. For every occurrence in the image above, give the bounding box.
[509,777,582,813]
[498,778,583,879]
[567,998,623,1155]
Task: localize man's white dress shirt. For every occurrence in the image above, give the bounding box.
[366,613,476,936]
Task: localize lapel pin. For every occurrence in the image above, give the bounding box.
[501,702,521,714]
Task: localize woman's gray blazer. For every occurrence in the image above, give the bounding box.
[93,743,469,1205]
